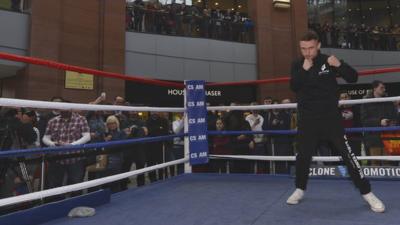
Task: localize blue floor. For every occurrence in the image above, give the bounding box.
[41,174,400,225]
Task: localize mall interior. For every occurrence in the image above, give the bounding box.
[1,0,399,106]
[1,0,400,221]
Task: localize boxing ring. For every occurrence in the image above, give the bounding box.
[0,52,400,225]
[40,174,400,225]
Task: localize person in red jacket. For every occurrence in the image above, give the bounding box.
[209,118,231,173]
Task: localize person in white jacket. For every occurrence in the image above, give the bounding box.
[171,113,184,175]
[245,102,265,173]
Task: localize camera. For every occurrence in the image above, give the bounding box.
[130,125,145,138]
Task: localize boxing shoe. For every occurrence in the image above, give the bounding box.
[286,188,305,205]
[363,192,385,213]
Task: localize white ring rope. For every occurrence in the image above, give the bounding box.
[2,96,400,113]
[0,158,188,208]
[2,154,399,207]
[207,96,400,111]
[0,98,185,112]
[2,94,400,207]
[210,154,400,162]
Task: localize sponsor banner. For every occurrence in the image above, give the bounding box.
[167,89,222,97]
[185,80,209,165]
[339,83,400,99]
[125,80,256,107]
[291,166,400,179]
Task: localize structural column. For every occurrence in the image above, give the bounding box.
[15,0,126,102]
[248,0,308,101]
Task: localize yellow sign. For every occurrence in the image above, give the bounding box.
[273,0,291,8]
[65,71,94,90]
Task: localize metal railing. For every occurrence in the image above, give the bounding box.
[126,6,255,44]
[0,0,31,14]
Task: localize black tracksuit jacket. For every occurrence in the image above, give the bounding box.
[290,52,358,121]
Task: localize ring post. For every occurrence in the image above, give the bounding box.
[184,80,209,173]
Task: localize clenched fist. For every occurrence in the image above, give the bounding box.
[303,59,313,71]
[327,55,341,67]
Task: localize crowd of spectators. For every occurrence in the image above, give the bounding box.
[310,22,400,51]
[126,0,255,43]
[0,0,30,13]
[0,80,399,208]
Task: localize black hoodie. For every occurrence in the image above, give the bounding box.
[290,52,358,120]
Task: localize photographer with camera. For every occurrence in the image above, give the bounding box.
[0,108,37,198]
[121,111,148,189]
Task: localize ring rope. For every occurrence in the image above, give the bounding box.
[0,134,185,158]
[208,126,400,136]
[1,51,400,87]
[0,98,185,112]
[207,96,400,111]
[206,67,400,87]
[1,126,396,159]
[210,155,400,162]
[0,158,188,208]
[2,96,400,113]
[0,52,184,88]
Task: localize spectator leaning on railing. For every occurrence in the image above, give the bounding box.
[125,3,254,43]
[309,22,400,51]
[361,80,397,166]
[42,100,91,198]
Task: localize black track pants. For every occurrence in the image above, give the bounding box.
[295,117,371,195]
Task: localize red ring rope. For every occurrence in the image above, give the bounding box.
[207,67,400,87]
[0,52,184,88]
[1,52,399,88]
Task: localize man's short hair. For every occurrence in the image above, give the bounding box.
[250,102,258,106]
[300,30,320,42]
[114,96,125,100]
[264,96,272,101]
[51,96,64,102]
[372,80,384,89]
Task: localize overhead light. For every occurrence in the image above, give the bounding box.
[231,8,235,11]
[273,0,290,9]
[238,5,242,8]
[215,2,219,6]
[197,0,201,2]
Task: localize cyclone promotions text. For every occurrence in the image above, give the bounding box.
[309,167,336,176]
[308,166,400,178]
[167,89,222,97]
[362,167,400,177]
